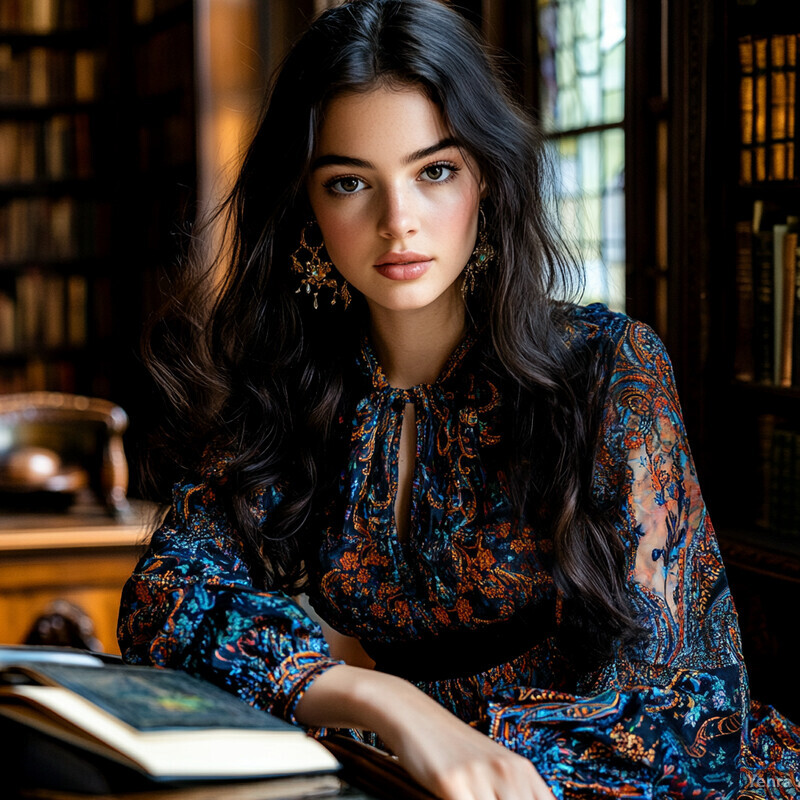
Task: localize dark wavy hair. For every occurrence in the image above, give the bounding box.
[144,0,642,663]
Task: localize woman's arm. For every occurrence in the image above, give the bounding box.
[118,478,341,724]
[296,664,555,800]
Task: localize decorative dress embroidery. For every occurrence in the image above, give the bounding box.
[118,304,800,797]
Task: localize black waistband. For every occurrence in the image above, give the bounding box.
[362,601,556,682]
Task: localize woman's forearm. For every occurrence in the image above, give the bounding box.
[294,663,433,739]
[295,663,556,800]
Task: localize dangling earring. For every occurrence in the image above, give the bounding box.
[290,220,351,309]
[461,204,496,298]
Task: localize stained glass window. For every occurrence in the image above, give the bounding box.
[538,0,626,311]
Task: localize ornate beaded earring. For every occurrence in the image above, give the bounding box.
[290,220,351,309]
[461,204,496,298]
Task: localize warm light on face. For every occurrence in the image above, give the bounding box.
[306,85,483,318]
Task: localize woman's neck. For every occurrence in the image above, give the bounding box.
[368,298,466,390]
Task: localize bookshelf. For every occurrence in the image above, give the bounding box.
[0,3,111,396]
[702,2,800,543]
[701,0,800,719]
[0,0,196,486]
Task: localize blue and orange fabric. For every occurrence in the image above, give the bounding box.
[118,304,800,797]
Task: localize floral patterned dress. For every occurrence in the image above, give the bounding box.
[118,304,800,798]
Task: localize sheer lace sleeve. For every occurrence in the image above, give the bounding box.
[485,313,800,796]
[117,477,342,724]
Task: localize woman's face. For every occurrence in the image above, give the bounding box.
[306,85,483,317]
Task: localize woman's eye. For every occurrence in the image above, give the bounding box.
[421,163,455,182]
[328,176,365,194]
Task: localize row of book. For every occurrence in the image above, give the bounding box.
[0,358,84,395]
[0,0,91,33]
[738,32,798,184]
[0,46,101,105]
[0,270,116,354]
[0,113,95,183]
[0,197,111,262]
[756,415,800,537]
[734,201,800,387]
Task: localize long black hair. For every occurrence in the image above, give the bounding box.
[144,0,642,662]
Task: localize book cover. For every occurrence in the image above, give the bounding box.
[0,663,341,785]
[2,718,344,800]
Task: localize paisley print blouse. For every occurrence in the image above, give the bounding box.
[118,304,800,798]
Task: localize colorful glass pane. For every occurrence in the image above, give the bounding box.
[538,0,625,131]
[538,0,626,310]
[552,130,626,311]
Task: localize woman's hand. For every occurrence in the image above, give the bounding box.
[295,665,555,800]
[380,677,554,800]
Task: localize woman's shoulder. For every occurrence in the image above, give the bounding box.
[567,302,669,369]
[569,302,643,342]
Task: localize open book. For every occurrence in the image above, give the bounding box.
[0,656,341,794]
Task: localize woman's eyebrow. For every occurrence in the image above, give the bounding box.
[310,137,460,172]
[403,137,460,165]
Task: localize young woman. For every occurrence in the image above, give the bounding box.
[118,1,800,797]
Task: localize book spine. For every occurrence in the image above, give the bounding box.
[66,274,88,347]
[754,35,770,183]
[773,221,789,385]
[739,35,755,185]
[753,226,775,384]
[0,291,15,353]
[787,34,797,181]
[794,238,800,387]
[769,35,789,181]
[780,229,798,387]
[734,219,756,381]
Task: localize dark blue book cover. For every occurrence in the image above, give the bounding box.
[11,663,296,733]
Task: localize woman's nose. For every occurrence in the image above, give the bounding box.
[377,186,419,240]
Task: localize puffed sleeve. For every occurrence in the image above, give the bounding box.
[485,312,800,796]
[117,477,343,725]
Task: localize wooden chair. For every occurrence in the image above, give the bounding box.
[0,392,131,517]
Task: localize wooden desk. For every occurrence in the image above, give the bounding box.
[0,502,160,654]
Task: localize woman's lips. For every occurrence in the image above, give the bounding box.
[374,252,433,281]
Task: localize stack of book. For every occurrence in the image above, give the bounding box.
[0,646,436,800]
[738,33,798,184]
